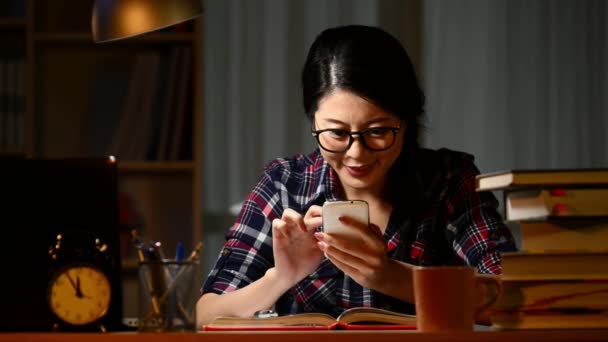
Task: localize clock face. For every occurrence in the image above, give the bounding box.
[48,265,111,325]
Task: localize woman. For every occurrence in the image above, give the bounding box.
[196,25,516,326]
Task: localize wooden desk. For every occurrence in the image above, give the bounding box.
[1,330,608,342]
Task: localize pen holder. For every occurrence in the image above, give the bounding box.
[138,260,198,332]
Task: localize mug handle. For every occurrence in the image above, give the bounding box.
[474,274,502,318]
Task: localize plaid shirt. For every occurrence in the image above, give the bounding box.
[202,148,516,316]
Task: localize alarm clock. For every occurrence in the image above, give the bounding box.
[47,231,115,332]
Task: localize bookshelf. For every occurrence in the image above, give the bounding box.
[0,0,203,318]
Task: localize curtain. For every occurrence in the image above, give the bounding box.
[423,0,608,173]
[201,0,402,272]
[201,0,607,269]
[202,0,383,215]
[423,0,607,247]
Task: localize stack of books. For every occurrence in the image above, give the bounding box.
[476,169,608,329]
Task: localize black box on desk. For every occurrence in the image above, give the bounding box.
[0,157,123,332]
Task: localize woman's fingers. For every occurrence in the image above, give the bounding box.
[316,231,375,262]
[272,218,288,239]
[316,231,388,287]
[304,205,323,232]
[319,218,385,257]
[317,236,364,266]
[281,206,324,233]
[281,208,307,232]
[322,248,362,276]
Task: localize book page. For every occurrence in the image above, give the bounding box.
[207,312,336,327]
[337,307,417,325]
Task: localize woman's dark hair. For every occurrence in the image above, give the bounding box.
[302,25,427,263]
[302,25,424,147]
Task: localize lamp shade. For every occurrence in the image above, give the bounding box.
[92,0,203,42]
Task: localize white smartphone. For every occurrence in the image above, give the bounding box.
[322,200,369,239]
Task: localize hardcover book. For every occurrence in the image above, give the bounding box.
[475,169,608,192]
[492,310,608,330]
[494,278,608,312]
[203,307,417,331]
[505,189,608,221]
[500,251,608,281]
[518,219,608,251]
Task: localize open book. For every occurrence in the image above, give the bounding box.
[203,307,417,331]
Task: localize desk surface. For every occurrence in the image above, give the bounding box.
[1,330,608,342]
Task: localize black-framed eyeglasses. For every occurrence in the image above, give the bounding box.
[311,126,401,153]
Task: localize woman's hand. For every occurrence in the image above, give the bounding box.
[314,216,393,290]
[271,206,324,288]
[196,206,325,326]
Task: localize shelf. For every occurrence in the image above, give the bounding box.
[34,32,197,44]
[20,0,203,320]
[0,17,26,29]
[121,259,138,272]
[0,148,25,157]
[117,161,195,173]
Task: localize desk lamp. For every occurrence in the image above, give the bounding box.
[92,0,203,42]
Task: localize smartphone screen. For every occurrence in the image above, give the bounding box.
[322,200,369,239]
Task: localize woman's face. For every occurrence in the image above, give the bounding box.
[314,89,405,196]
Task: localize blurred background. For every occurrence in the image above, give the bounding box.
[202,0,608,276]
[0,0,606,319]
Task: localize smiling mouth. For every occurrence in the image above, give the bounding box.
[345,165,372,176]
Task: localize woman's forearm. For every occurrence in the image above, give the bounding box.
[195,267,291,327]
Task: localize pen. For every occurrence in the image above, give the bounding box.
[131,229,147,263]
[147,245,166,323]
[145,241,204,324]
[132,230,164,320]
[186,241,204,262]
[139,256,163,318]
[175,242,185,262]
[154,241,167,260]
[157,241,204,304]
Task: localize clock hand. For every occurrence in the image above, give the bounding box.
[65,272,79,294]
[74,275,93,299]
[75,275,84,298]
